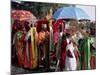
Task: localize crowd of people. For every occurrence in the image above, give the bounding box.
[11,18,96,72]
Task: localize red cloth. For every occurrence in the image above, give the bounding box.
[53,31,59,44]
[61,39,67,68]
[28,43,33,69]
[66,49,73,58]
[52,19,64,32]
[90,56,96,69]
[36,20,49,33]
[16,32,25,67]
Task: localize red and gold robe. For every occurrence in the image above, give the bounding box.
[25,27,38,69]
[15,30,25,67]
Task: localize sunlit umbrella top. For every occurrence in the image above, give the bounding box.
[11,10,36,21]
[53,7,90,20]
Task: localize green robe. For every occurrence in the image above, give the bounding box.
[79,37,96,70]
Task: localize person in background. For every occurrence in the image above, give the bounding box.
[38,24,50,71]
[64,31,80,71]
[55,21,66,71]
[25,23,38,69]
[13,22,26,67]
[60,33,67,71]
[12,20,20,65]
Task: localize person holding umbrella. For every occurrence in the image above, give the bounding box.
[60,30,80,71]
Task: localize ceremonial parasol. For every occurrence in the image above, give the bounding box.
[11,10,36,22]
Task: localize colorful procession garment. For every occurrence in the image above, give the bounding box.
[84,37,91,70]
[78,38,84,70]
[55,31,63,71]
[38,31,46,65]
[90,37,96,69]
[49,25,56,68]
[44,31,50,70]
[38,30,50,69]
[78,37,94,70]
[26,27,38,69]
[30,27,38,68]
[82,37,96,70]
[53,31,59,44]
[60,38,67,71]
[15,30,25,67]
[65,38,77,71]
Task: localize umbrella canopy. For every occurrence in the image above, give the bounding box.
[11,10,36,21]
[53,7,90,20]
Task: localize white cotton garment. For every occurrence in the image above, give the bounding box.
[65,38,77,71]
[60,32,63,37]
[65,23,70,29]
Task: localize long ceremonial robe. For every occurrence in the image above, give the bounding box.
[25,27,38,69]
[15,30,25,67]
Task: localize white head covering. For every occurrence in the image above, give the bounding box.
[42,24,47,29]
[65,22,70,29]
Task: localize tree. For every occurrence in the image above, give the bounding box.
[11,1,74,19]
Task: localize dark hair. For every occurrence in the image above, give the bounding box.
[30,24,33,27]
[81,27,84,30]
[17,25,22,30]
[62,33,66,40]
[24,25,30,32]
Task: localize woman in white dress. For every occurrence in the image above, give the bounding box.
[65,33,77,71]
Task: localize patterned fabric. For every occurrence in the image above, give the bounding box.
[25,27,38,69]
[15,31,25,67]
[30,27,38,69]
[38,30,50,69]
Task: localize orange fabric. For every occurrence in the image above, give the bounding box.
[38,31,45,43]
[16,36,24,67]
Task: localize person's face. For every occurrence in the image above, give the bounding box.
[42,24,47,31]
[43,27,47,31]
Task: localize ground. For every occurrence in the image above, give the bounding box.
[11,65,55,75]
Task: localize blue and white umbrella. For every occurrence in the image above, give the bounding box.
[53,7,90,20]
